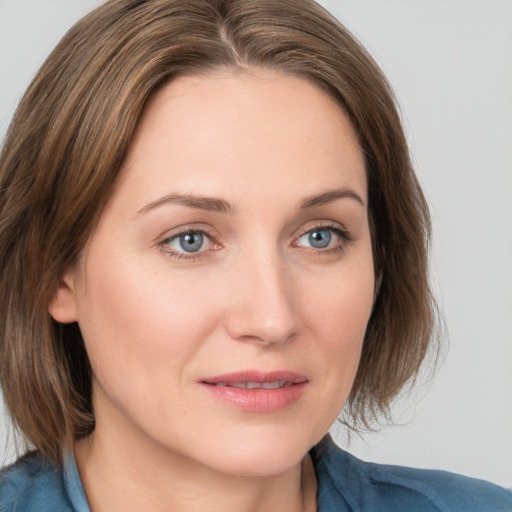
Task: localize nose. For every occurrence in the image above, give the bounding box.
[223,252,298,347]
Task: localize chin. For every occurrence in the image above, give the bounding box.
[186,425,321,478]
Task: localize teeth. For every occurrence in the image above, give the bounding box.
[262,380,286,389]
[214,380,289,389]
[230,382,249,389]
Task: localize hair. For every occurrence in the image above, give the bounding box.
[0,0,438,464]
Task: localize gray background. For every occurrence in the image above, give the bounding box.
[1,0,511,486]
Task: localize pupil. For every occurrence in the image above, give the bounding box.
[180,233,203,252]
[309,230,331,249]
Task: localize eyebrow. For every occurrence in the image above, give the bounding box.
[299,188,365,209]
[137,193,236,215]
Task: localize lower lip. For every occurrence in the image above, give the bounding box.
[200,382,308,412]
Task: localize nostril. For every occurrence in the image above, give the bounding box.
[235,329,296,347]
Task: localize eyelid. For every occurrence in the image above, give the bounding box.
[294,221,353,241]
[157,222,218,244]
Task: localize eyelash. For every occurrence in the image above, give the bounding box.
[158,223,354,262]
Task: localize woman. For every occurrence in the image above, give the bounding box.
[0,0,510,510]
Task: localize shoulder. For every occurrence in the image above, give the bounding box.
[0,454,74,512]
[368,458,512,512]
[312,436,512,512]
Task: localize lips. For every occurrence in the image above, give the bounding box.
[199,371,308,412]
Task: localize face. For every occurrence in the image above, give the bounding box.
[51,69,375,477]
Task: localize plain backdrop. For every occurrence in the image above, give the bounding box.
[1,0,511,487]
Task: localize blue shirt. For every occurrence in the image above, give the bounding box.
[1,437,511,511]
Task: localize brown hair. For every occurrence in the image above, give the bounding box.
[0,0,438,464]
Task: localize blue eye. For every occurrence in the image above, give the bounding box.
[166,231,209,254]
[308,229,331,249]
[296,226,348,251]
[179,232,204,252]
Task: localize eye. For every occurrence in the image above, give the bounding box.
[163,230,212,255]
[295,225,351,251]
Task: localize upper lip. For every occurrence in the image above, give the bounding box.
[200,370,308,385]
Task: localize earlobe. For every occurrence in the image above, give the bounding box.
[48,274,79,323]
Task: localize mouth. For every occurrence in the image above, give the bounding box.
[199,371,308,412]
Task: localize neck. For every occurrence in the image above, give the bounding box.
[74,426,317,512]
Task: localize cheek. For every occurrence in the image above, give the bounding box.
[299,257,374,383]
[302,256,374,343]
[74,254,221,388]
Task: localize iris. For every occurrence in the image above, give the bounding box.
[308,229,331,249]
[179,232,204,252]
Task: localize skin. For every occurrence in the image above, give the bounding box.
[50,69,375,512]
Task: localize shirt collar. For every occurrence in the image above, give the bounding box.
[63,452,92,512]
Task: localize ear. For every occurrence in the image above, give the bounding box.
[48,273,79,323]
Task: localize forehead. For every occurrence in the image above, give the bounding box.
[114,68,366,210]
